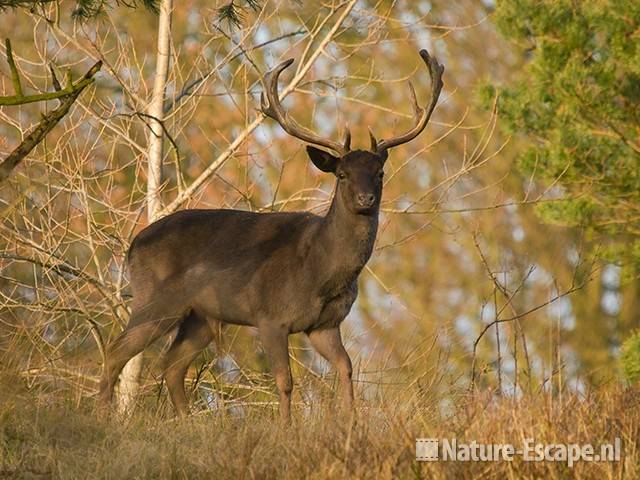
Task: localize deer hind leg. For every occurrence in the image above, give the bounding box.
[307,327,353,410]
[98,306,187,406]
[163,311,214,417]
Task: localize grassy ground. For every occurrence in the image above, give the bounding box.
[0,369,638,479]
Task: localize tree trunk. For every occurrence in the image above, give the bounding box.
[117,0,173,413]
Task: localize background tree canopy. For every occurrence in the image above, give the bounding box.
[483,0,640,269]
[481,0,640,379]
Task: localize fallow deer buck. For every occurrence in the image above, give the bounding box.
[98,49,444,421]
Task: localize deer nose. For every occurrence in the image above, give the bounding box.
[357,193,376,207]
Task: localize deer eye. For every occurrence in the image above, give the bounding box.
[377,170,384,180]
[337,172,347,180]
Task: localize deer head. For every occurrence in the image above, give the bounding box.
[261,49,444,215]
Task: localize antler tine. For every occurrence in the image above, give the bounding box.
[368,127,378,151]
[260,58,293,119]
[374,49,444,153]
[260,58,348,157]
[407,80,421,117]
[343,125,351,151]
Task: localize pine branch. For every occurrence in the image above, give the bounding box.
[216,0,262,29]
[0,0,53,10]
[0,0,158,18]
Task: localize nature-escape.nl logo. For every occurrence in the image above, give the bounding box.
[416,437,621,467]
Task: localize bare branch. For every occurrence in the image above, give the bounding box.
[0,59,102,183]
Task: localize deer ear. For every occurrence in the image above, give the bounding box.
[378,149,389,164]
[306,146,339,173]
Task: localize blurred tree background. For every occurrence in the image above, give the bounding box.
[483,0,640,384]
[0,0,637,414]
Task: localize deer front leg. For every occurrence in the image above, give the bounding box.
[259,326,293,422]
[307,327,353,410]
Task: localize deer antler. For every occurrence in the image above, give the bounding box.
[260,58,351,157]
[370,49,444,153]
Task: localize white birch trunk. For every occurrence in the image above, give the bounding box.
[117,0,173,413]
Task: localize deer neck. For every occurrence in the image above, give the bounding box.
[313,183,379,293]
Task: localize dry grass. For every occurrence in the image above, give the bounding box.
[0,368,638,480]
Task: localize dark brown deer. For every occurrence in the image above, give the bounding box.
[98,49,444,421]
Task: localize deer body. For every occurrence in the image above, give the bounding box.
[98,49,443,420]
[127,175,376,334]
